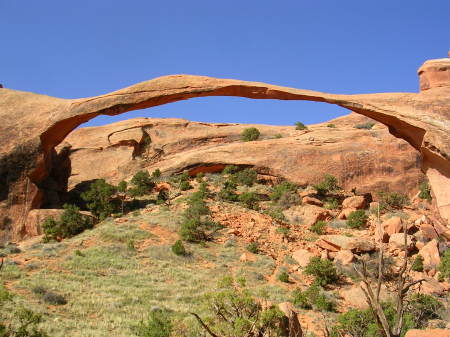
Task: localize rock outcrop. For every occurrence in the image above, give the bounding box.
[0,56,449,242]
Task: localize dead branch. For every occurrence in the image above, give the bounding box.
[190,312,221,337]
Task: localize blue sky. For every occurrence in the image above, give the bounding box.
[1,1,449,127]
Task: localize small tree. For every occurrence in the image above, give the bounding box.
[151,168,162,179]
[314,174,339,197]
[295,122,307,130]
[418,181,432,202]
[241,127,260,142]
[347,210,368,229]
[232,168,258,186]
[130,171,155,197]
[238,192,260,210]
[117,180,127,214]
[304,257,338,286]
[171,240,187,256]
[81,179,116,220]
[134,309,172,337]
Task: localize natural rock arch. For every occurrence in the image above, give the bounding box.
[0,57,449,241]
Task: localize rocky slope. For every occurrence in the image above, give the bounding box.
[0,56,449,242]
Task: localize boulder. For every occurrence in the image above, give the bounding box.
[317,235,375,253]
[278,302,302,337]
[405,329,450,337]
[419,239,441,271]
[342,196,366,209]
[24,209,65,237]
[389,233,415,251]
[292,249,314,268]
[338,208,357,220]
[340,285,391,309]
[383,216,404,236]
[420,223,439,240]
[301,196,323,207]
[284,205,330,227]
[334,249,354,265]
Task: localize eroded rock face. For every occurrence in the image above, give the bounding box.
[0,57,449,241]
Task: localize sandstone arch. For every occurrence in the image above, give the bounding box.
[0,57,449,240]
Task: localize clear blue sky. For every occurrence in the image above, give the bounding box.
[1,1,449,127]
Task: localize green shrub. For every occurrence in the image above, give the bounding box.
[270,181,298,202]
[43,204,93,242]
[274,133,283,139]
[327,124,336,128]
[222,165,239,175]
[264,207,287,222]
[218,180,238,202]
[134,309,172,337]
[151,168,161,178]
[291,289,312,309]
[347,210,368,229]
[324,198,339,210]
[304,257,338,286]
[238,192,260,210]
[438,249,450,280]
[292,284,335,311]
[276,226,290,236]
[232,168,258,186]
[129,171,155,196]
[310,221,327,235]
[81,179,117,219]
[354,122,375,130]
[411,255,424,272]
[179,180,192,191]
[295,121,307,130]
[241,127,260,141]
[408,293,443,328]
[418,181,432,202]
[246,242,259,254]
[378,191,409,210]
[195,172,205,183]
[156,189,169,205]
[42,291,67,305]
[314,174,339,196]
[171,240,187,256]
[0,308,50,337]
[278,271,289,283]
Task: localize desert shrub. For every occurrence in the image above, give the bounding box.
[218,180,238,202]
[278,191,300,209]
[310,220,327,235]
[194,276,284,337]
[408,293,443,328]
[238,192,260,210]
[304,257,338,286]
[438,249,450,280]
[129,170,155,197]
[171,240,187,256]
[274,133,283,139]
[418,181,432,202]
[270,181,298,201]
[264,207,287,222]
[151,168,161,178]
[354,122,375,130]
[179,218,220,243]
[241,127,260,142]
[179,180,192,191]
[292,284,335,311]
[222,165,239,175]
[42,291,67,305]
[156,189,169,205]
[314,174,339,197]
[246,242,259,254]
[378,191,409,210]
[81,179,117,219]
[195,172,205,183]
[327,124,336,128]
[411,255,424,272]
[277,271,289,283]
[347,210,368,229]
[43,204,93,242]
[292,289,312,309]
[0,308,50,337]
[134,308,172,337]
[295,121,307,130]
[276,226,290,236]
[324,197,339,210]
[232,168,257,186]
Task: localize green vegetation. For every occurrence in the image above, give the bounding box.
[347,210,368,229]
[43,204,93,242]
[270,181,298,202]
[304,257,338,286]
[314,174,339,197]
[378,191,409,210]
[238,192,260,210]
[218,180,238,202]
[222,165,239,175]
[81,179,117,219]
[171,240,187,256]
[354,122,375,130]
[277,271,289,283]
[327,123,336,128]
[232,168,258,186]
[193,276,285,337]
[246,242,259,254]
[179,180,192,191]
[438,248,450,280]
[419,181,432,202]
[151,168,161,179]
[292,284,335,312]
[129,170,155,197]
[310,220,327,235]
[295,121,307,130]
[324,197,339,210]
[241,127,260,142]
[264,207,287,222]
[411,255,424,272]
[331,294,443,337]
[134,309,172,337]
[274,133,283,139]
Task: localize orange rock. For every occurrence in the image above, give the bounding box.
[292,249,314,267]
[334,249,354,265]
[419,239,441,271]
[383,216,404,236]
[342,196,366,209]
[338,208,357,220]
[239,252,257,262]
[302,196,323,207]
[405,329,450,337]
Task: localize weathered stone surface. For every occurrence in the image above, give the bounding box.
[284,205,330,227]
[419,239,441,271]
[389,233,415,251]
[334,249,354,265]
[383,216,404,236]
[24,209,64,237]
[340,285,392,309]
[317,235,375,253]
[0,56,449,242]
[278,302,302,337]
[302,196,323,207]
[292,249,315,267]
[405,329,450,337]
[342,196,366,209]
[337,208,357,220]
[239,252,257,262]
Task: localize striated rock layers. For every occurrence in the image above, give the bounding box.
[0,57,449,242]
[60,113,423,195]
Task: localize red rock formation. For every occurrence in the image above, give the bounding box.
[0,57,449,241]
